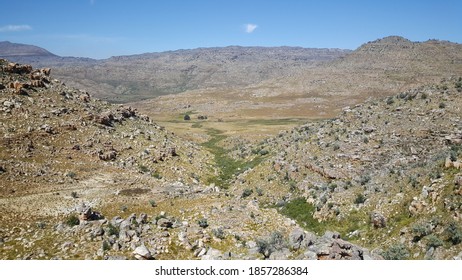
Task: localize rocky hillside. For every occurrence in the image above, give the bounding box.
[234,77,462,259]
[134,36,462,123]
[0,44,350,103]
[1,60,380,260]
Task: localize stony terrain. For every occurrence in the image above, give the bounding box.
[133,37,462,127]
[1,42,350,103]
[0,59,381,260]
[1,36,462,260]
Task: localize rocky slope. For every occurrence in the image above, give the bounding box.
[234,77,462,259]
[0,43,350,103]
[133,36,462,123]
[1,60,380,260]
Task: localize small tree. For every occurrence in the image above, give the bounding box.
[184,114,191,121]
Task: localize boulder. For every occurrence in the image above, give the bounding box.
[157,218,173,229]
[289,228,306,250]
[370,211,387,228]
[133,245,153,260]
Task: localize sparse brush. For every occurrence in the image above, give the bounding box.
[65,215,80,227]
[241,188,253,198]
[381,243,409,260]
[197,218,208,228]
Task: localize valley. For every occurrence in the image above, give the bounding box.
[1,36,462,260]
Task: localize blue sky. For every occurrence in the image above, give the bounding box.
[0,0,461,58]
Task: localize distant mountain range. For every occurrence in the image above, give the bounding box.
[1,37,461,109]
[0,41,351,103]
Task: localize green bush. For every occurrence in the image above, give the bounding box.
[426,235,443,249]
[386,97,394,105]
[354,193,366,204]
[381,243,409,260]
[107,223,119,237]
[139,165,149,173]
[241,188,253,198]
[359,175,371,186]
[198,218,209,228]
[212,228,225,239]
[65,215,80,227]
[412,222,433,242]
[256,231,286,259]
[102,240,111,251]
[445,222,462,245]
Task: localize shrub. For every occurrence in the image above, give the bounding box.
[445,222,462,245]
[426,235,443,249]
[65,215,80,227]
[450,151,458,162]
[102,240,111,251]
[71,191,78,199]
[36,221,46,229]
[107,223,119,237]
[256,231,286,259]
[256,187,264,196]
[354,193,366,204]
[198,218,208,228]
[359,175,371,186]
[149,200,157,207]
[439,102,446,109]
[212,228,225,239]
[386,97,394,105]
[139,165,149,173]
[184,114,191,121]
[381,243,409,260]
[241,188,253,198]
[412,222,433,242]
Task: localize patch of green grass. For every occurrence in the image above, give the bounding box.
[191,122,203,128]
[279,197,324,234]
[243,118,305,126]
[202,128,267,188]
[279,197,370,238]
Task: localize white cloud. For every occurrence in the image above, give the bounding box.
[0,24,32,32]
[244,23,258,33]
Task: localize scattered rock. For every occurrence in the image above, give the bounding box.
[133,244,153,260]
